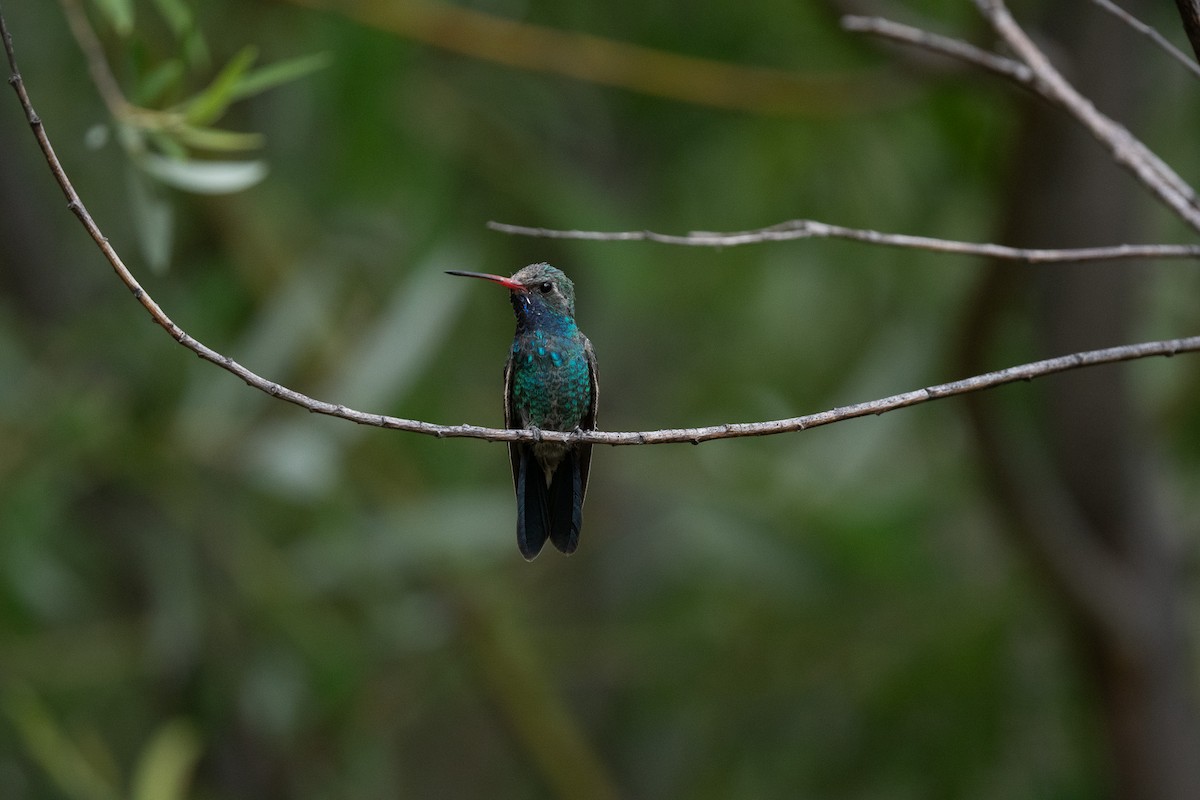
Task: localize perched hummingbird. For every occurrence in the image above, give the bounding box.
[447,263,598,559]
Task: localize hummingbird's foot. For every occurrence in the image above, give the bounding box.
[529,426,544,443]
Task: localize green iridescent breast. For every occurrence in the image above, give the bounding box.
[509,329,592,431]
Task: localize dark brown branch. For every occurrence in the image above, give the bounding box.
[1173,0,1200,65]
[487,220,1200,262]
[4,8,1200,447]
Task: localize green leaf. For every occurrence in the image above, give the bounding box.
[229,52,332,102]
[90,0,135,36]
[137,153,268,194]
[182,46,258,127]
[173,124,264,152]
[2,684,120,800]
[182,28,210,69]
[126,165,175,273]
[146,129,189,161]
[149,0,192,37]
[130,720,202,800]
[135,59,185,106]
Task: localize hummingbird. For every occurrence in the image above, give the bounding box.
[447,263,598,559]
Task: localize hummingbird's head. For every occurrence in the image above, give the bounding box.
[446,263,577,318]
[509,263,575,317]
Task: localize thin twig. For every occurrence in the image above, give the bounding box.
[1089,0,1200,80]
[848,3,1200,233]
[974,0,1200,233]
[3,8,1199,447]
[487,220,1200,262]
[1172,0,1200,65]
[841,15,1033,84]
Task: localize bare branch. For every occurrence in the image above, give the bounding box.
[841,15,1032,84]
[974,0,1200,233]
[845,3,1200,234]
[487,220,1200,263]
[1089,0,1200,80]
[1173,0,1200,65]
[3,8,1199,450]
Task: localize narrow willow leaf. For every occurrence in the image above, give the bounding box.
[138,153,268,194]
[127,165,175,273]
[183,28,210,68]
[2,684,121,800]
[134,59,185,106]
[146,129,189,161]
[230,52,332,102]
[183,46,258,126]
[130,720,202,800]
[173,124,263,152]
[149,0,192,37]
[91,0,135,36]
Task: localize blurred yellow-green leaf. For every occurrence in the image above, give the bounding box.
[130,720,202,800]
[181,45,257,127]
[3,685,120,800]
[134,59,185,106]
[172,123,264,152]
[90,0,134,37]
[228,51,332,103]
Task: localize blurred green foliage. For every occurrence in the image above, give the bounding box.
[0,0,1198,798]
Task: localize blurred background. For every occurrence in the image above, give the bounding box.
[2,0,1200,797]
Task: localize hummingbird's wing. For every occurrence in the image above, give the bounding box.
[577,335,599,502]
[503,352,520,492]
[504,352,551,559]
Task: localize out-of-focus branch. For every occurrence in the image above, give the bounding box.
[974,0,1200,233]
[853,3,1200,233]
[1173,0,1200,64]
[488,219,1200,262]
[1088,0,1200,79]
[279,0,889,117]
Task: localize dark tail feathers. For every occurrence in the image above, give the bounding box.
[515,448,582,560]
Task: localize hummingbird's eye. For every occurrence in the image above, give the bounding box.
[538,282,553,294]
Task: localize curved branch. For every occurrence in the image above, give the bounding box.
[848,3,1200,234]
[4,9,1200,448]
[487,220,1200,262]
[974,0,1200,232]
